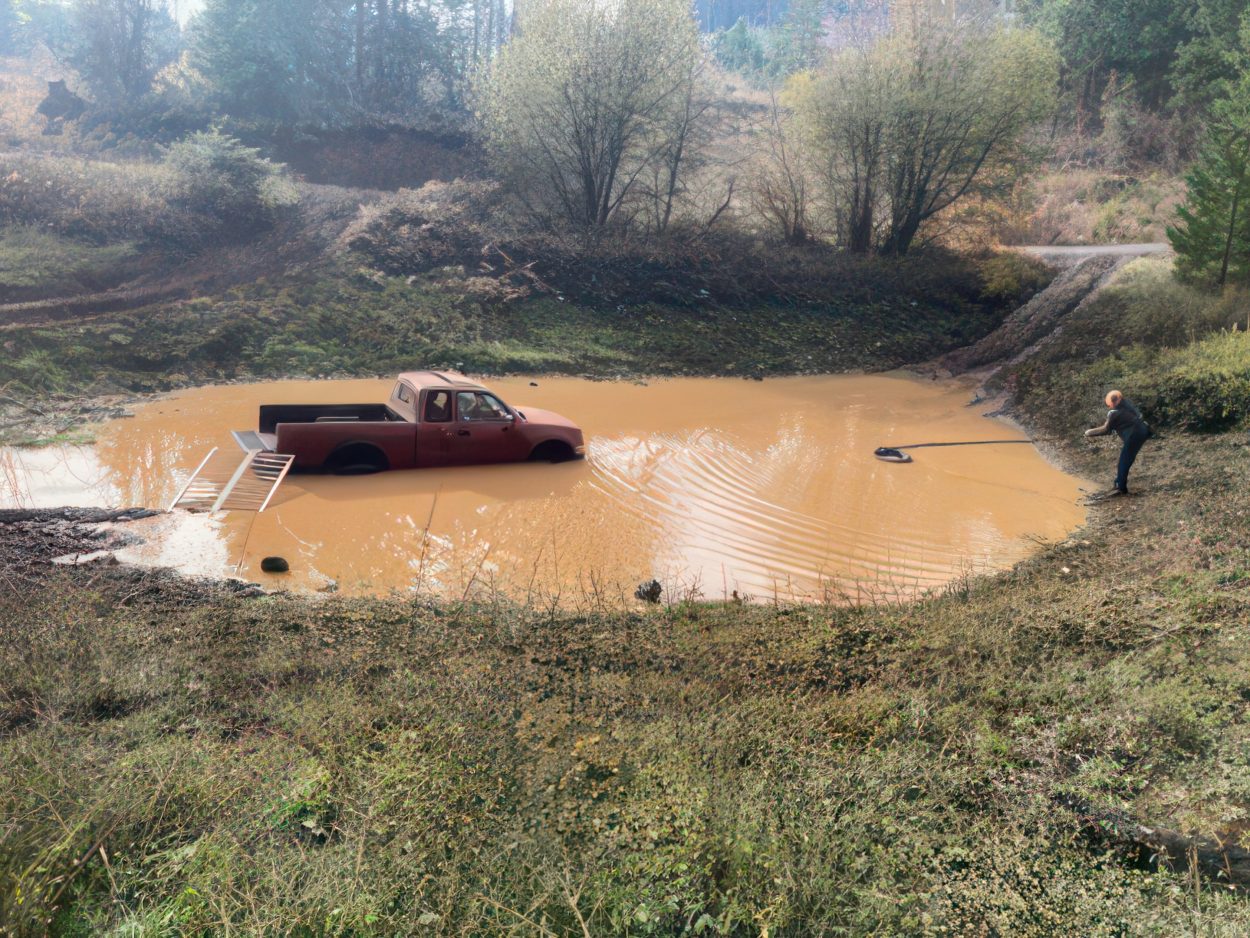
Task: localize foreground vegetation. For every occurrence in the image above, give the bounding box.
[3,423,1250,936]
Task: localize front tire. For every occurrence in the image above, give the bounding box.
[529,441,576,463]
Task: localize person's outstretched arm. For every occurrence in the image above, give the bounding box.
[1085,415,1113,438]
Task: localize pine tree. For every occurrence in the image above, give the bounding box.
[768,0,829,75]
[716,17,766,74]
[1169,22,1250,287]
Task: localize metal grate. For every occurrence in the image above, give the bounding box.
[170,448,295,513]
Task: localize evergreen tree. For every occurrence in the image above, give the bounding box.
[62,0,181,102]
[716,17,766,73]
[1169,21,1250,287]
[767,0,828,75]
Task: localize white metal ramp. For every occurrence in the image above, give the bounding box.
[169,447,295,513]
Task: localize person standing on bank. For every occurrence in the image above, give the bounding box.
[1084,389,1152,495]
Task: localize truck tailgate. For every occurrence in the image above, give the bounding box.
[231,430,278,453]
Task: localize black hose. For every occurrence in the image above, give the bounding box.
[887,439,1034,450]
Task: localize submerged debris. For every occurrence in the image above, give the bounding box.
[261,556,290,574]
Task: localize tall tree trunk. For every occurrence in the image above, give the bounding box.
[881,211,922,256]
[356,0,365,98]
[376,0,387,99]
[1218,145,1249,286]
[848,190,873,253]
[473,0,481,64]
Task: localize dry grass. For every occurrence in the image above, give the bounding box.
[998,168,1185,246]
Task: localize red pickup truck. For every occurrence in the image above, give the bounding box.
[232,371,585,472]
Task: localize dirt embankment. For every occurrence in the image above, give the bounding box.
[939,255,1127,374]
[0,182,382,329]
[939,245,1170,379]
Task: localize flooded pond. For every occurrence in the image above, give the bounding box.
[3,374,1089,604]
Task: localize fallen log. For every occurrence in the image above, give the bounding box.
[1060,793,1250,889]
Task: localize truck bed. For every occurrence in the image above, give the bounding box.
[258,404,404,433]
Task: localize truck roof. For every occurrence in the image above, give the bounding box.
[396,371,489,392]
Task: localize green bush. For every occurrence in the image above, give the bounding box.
[155,130,297,251]
[978,251,1053,303]
[1130,330,1250,431]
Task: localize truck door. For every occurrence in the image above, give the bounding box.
[416,389,455,467]
[445,391,528,464]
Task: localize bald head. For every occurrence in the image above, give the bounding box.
[1105,390,1123,408]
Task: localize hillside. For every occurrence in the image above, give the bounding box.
[3,237,1250,933]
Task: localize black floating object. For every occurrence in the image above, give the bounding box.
[529,381,539,387]
[635,579,663,603]
[874,447,913,463]
[260,556,290,574]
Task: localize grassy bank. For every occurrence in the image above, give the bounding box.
[2,426,1249,935]
[5,214,1250,933]
[1000,257,1250,438]
[0,256,1016,397]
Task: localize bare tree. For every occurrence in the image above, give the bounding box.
[795,24,1058,254]
[480,0,709,231]
[749,89,812,245]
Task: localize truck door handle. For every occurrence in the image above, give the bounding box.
[458,429,471,436]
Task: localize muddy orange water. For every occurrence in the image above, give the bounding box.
[3,375,1090,604]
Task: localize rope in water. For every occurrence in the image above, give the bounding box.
[888,440,1034,450]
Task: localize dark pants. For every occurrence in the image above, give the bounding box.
[1115,426,1150,492]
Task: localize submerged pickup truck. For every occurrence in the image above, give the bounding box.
[232,371,585,472]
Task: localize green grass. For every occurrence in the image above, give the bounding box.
[3,431,1250,935]
[1001,257,1250,438]
[0,259,1007,396]
[0,225,138,297]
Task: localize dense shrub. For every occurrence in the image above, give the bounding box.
[346,182,1025,314]
[1129,330,1250,431]
[999,169,1184,246]
[977,252,1053,303]
[155,130,297,251]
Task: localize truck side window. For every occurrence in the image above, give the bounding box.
[424,391,451,422]
[458,392,509,421]
[456,391,479,420]
[478,393,510,419]
[396,383,413,404]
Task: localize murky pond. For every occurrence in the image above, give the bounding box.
[2,374,1089,604]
